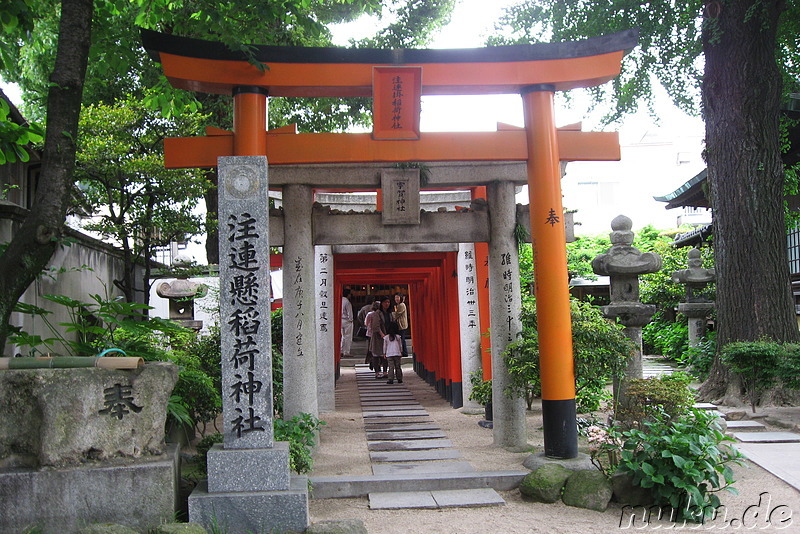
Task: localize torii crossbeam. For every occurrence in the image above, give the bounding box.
[142,27,638,459]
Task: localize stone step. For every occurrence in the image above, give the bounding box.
[308,470,527,499]
[367,438,454,451]
[363,410,429,418]
[733,432,800,443]
[370,449,463,463]
[363,423,441,432]
[368,488,505,510]
[371,461,475,475]
[366,430,447,441]
[693,402,718,410]
[725,420,766,431]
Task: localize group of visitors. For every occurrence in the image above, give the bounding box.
[350,292,409,384]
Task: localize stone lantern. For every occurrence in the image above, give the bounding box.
[671,247,715,347]
[156,255,208,330]
[592,215,662,400]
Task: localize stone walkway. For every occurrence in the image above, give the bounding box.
[355,364,506,510]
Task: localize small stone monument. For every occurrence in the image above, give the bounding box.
[188,156,308,533]
[592,215,661,402]
[672,247,715,346]
[156,254,208,331]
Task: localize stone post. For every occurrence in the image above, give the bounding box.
[457,242,483,413]
[282,184,319,419]
[487,181,527,450]
[315,245,335,412]
[672,248,715,347]
[592,215,661,404]
[189,156,308,534]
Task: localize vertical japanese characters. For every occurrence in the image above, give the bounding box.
[219,159,273,448]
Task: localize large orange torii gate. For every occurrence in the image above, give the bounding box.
[142,28,637,459]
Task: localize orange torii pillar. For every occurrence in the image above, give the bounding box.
[523,85,577,459]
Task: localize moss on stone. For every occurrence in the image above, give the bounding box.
[519,463,572,503]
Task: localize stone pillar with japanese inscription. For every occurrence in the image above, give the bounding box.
[458,243,483,413]
[189,156,308,534]
[315,245,335,413]
[487,181,527,450]
[282,184,319,420]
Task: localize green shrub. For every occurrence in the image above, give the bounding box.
[612,408,743,522]
[274,413,325,474]
[467,369,492,406]
[720,340,783,412]
[779,343,800,390]
[642,319,689,361]
[503,296,631,412]
[616,372,694,427]
[681,333,716,380]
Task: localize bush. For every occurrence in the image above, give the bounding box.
[720,340,783,412]
[503,296,631,412]
[642,319,689,361]
[274,413,325,474]
[681,333,716,380]
[467,369,492,406]
[611,408,743,522]
[616,372,694,427]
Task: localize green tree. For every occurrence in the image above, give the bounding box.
[494,1,800,404]
[74,95,210,303]
[0,0,455,354]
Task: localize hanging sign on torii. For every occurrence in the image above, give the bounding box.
[142,27,639,461]
[141,28,635,167]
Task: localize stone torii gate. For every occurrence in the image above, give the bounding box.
[143,28,637,460]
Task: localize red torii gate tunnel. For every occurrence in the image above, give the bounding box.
[142,28,637,459]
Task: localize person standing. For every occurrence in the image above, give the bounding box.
[366,301,386,378]
[341,288,354,358]
[392,293,409,336]
[383,322,406,384]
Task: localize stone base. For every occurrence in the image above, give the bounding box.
[189,477,309,534]
[522,451,594,472]
[207,442,290,492]
[0,445,179,534]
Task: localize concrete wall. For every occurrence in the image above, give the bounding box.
[1,203,146,357]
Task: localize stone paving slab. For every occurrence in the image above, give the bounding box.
[364,423,441,432]
[432,488,505,508]
[366,430,447,440]
[370,449,463,463]
[363,410,429,418]
[359,392,414,397]
[360,400,420,406]
[368,439,454,451]
[363,416,431,424]
[368,491,437,509]
[693,402,718,410]
[734,432,800,443]
[726,420,766,431]
[372,461,475,475]
[368,488,505,509]
[736,442,800,491]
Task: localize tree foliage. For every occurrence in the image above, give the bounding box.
[0,0,456,354]
[499,1,800,405]
[504,295,633,412]
[74,95,210,303]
